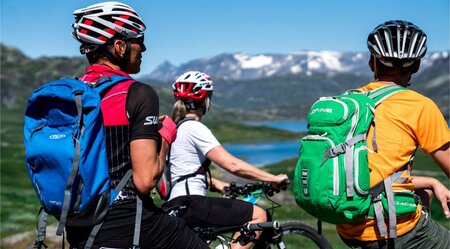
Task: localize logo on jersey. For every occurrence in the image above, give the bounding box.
[144,116,158,125]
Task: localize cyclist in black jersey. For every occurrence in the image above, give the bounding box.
[66,2,208,248]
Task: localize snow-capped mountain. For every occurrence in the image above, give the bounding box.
[145,50,448,82]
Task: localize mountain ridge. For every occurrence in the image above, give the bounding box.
[1,43,448,120]
[143,50,448,82]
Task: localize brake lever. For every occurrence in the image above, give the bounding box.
[279,179,290,191]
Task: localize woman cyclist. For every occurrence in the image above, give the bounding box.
[163,71,289,249]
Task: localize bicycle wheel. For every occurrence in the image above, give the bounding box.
[266,220,333,249]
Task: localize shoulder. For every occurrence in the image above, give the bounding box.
[181,121,217,138]
[395,89,438,108]
[379,89,446,129]
[129,81,157,94]
[181,120,211,131]
[127,82,159,102]
[373,87,444,121]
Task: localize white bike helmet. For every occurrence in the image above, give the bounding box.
[172,71,214,102]
[72,1,146,54]
[172,71,214,112]
[367,20,427,67]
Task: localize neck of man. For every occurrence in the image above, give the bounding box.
[375,75,410,87]
[94,58,123,72]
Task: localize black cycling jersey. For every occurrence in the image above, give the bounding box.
[67,72,208,248]
[103,82,161,205]
[127,82,160,142]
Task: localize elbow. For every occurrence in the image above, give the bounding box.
[133,177,156,195]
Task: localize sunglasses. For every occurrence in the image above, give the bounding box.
[124,34,146,51]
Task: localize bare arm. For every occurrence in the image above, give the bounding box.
[412,176,450,218]
[430,142,450,178]
[206,145,288,185]
[130,139,166,194]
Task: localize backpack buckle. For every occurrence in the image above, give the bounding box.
[330,143,347,156]
[372,193,383,202]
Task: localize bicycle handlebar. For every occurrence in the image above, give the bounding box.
[194,221,281,240]
[224,179,290,199]
[246,221,280,231]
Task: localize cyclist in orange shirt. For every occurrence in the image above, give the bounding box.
[336,20,450,249]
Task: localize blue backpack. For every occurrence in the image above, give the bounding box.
[24,76,141,249]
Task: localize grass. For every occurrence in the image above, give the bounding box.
[1,107,41,240]
[0,106,303,241]
[1,105,449,249]
[260,156,449,249]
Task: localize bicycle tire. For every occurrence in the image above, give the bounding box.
[267,220,333,249]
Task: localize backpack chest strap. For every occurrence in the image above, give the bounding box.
[322,134,366,161]
[322,133,367,198]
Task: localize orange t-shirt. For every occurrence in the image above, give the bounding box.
[336,81,450,241]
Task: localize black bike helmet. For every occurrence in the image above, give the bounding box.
[367,20,427,67]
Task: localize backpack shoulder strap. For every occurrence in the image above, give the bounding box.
[176,117,196,128]
[366,84,411,239]
[367,84,406,106]
[166,117,196,158]
[163,117,196,195]
[90,75,134,95]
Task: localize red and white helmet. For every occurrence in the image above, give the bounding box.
[172,71,214,103]
[72,1,146,54]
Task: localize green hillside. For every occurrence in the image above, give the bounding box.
[1,44,449,248]
[0,106,299,240]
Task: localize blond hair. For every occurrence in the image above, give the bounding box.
[171,100,187,124]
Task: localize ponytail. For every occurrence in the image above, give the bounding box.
[171,100,187,124]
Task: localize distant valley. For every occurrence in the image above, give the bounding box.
[143,50,449,120]
[1,43,448,120]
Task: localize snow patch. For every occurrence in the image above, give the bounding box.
[234,54,274,69]
[313,51,343,71]
[307,60,322,70]
[352,53,365,61]
[266,69,278,77]
[431,51,448,59]
[290,65,302,74]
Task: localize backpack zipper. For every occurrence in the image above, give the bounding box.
[353,147,369,195]
[341,97,359,140]
[29,123,46,138]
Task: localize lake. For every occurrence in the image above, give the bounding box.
[223,120,306,167]
[242,120,308,133]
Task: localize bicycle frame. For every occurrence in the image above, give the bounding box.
[171,181,332,249]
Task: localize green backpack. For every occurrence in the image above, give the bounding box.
[293,84,418,238]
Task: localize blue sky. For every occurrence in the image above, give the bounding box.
[1,0,449,76]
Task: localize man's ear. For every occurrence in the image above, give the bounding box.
[368,55,376,72]
[410,60,421,74]
[112,39,126,59]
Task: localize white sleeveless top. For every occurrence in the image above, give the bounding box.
[168,120,220,201]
